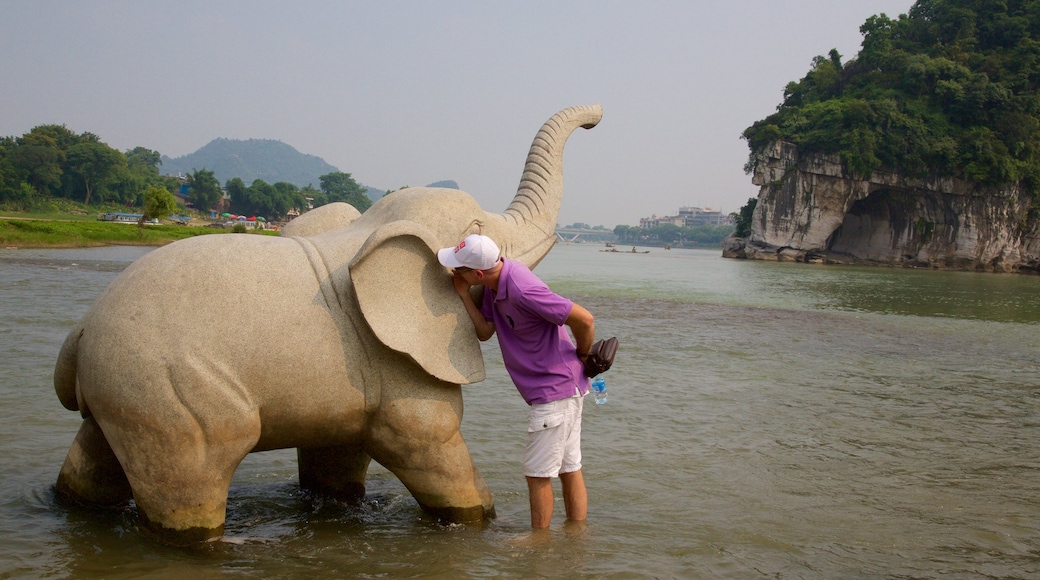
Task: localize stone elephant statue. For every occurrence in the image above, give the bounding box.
[52,104,603,544]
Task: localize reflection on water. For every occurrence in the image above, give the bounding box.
[2,244,1039,578]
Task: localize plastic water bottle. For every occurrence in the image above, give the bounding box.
[591,377,607,404]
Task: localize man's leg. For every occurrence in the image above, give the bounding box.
[526,476,555,528]
[559,469,587,521]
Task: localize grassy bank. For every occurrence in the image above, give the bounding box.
[0,218,278,248]
[1,219,212,248]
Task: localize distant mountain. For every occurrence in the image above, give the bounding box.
[159,138,458,203]
[427,180,459,189]
[160,138,340,189]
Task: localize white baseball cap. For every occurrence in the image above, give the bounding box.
[437,234,500,270]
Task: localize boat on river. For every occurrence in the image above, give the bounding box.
[601,247,650,254]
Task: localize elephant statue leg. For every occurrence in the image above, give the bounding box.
[54,416,132,506]
[115,428,254,545]
[297,442,371,502]
[384,431,496,523]
[367,388,496,523]
[95,389,262,545]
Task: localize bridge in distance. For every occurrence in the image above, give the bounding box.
[554,227,616,244]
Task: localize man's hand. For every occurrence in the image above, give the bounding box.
[452,270,472,298]
[450,269,495,341]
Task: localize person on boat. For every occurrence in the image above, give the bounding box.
[439,234,595,530]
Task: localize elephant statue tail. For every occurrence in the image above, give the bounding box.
[54,325,84,412]
[502,104,603,267]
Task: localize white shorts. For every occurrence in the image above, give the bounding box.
[523,393,584,478]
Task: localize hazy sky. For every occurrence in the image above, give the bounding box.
[1,1,914,228]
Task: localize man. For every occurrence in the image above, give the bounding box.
[438,233,595,529]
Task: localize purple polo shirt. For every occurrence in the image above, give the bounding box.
[481,259,590,405]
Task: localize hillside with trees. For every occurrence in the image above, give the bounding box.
[0,124,172,211]
[741,0,1040,193]
[0,126,378,221]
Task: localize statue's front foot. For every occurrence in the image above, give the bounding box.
[418,501,497,524]
[137,511,224,546]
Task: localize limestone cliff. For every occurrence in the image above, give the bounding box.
[724,141,1040,273]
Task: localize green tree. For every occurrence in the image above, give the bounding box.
[654,223,683,243]
[29,124,81,152]
[613,224,635,242]
[0,136,27,206]
[65,141,126,204]
[742,0,1040,192]
[688,225,734,245]
[235,179,270,217]
[11,132,64,194]
[270,181,305,220]
[104,165,146,206]
[734,198,757,237]
[226,177,248,214]
[319,171,371,212]
[186,168,222,213]
[228,179,297,220]
[141,185,178,226]
[125,147,162,176]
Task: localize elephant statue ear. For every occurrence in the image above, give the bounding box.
[350,220,486,385]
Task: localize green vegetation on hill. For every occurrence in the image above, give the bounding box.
[0,125,174,211]
[0,126,379,221]
[742,0,1040,192]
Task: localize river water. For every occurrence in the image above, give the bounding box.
[1,243,1038,578]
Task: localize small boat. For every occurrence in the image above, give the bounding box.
[98,212,144,224]
[600,247,650,254]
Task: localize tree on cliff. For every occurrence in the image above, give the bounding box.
[733,198,757,238]
[742,0,1040,193]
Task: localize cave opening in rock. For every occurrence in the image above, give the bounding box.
[826,189,911,261]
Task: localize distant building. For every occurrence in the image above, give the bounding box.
[640,206,729,228]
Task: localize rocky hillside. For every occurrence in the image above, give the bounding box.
[723,141,1040,273]
[731,1,1040,273]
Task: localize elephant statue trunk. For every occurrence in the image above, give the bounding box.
[500,104,603,267]
[52,105,602,545]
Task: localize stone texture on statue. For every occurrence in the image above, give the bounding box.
[52,104,603,544]
[726,140,1040,273]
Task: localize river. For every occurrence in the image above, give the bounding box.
[1,243,1038,578]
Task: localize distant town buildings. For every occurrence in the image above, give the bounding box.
[640,206,730,228]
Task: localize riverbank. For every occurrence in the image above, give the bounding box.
[0,217,275,249]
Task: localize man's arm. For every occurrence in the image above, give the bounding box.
[453,272,496,341]
[566,303,595,361]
